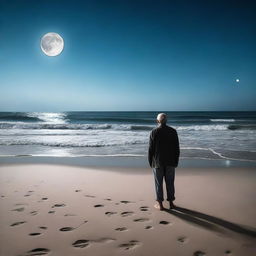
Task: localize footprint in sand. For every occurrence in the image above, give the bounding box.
[94,204,104,208]
[10,221,26,227]
[120,200,134,204]
[52,204,66,208]
[133,218,150,222]
[104,198,112,201]
[59,221,88,232]
[38,197,48,203]
[115,227,128,232]
[145,225,153,230]
[72,238,116,249]
[30,211,38,216]
[24,248,50,255]
[60,227,75,232]
[121,211,134,217]
[12,207,25,212]
[72,239,90,248]
[39,226,48,230]
[119,240,141,250]
[177,236,188,243]
[105,211,117,216]
[48,210,55,214]
[29,233,41,236]
[64,213,76,217]
[194,251,206,256]
[24,191,34,197]
[15,203,28,206]
[225,250,232,255]
[85,194,95,198]
[159,221,171,225]
[140,206,149,212]
[75,189,81,192]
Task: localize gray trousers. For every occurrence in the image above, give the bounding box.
[153,166,175,202]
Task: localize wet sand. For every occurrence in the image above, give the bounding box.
[0,164,255,256]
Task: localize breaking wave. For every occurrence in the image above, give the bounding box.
[0,139,145,147]
[210,119,235,122]
[1,111,255,161]
[1,122,255,131]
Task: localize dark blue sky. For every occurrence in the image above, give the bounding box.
[0,0,255,111]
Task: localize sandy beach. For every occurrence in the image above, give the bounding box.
[0,164,255,256]
[1,0,256,254]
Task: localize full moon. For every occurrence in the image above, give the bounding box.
[236,78,240,83]
[41,32,64,56]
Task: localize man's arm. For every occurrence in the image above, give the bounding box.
[174,130,180,167]
[148,131,155,167]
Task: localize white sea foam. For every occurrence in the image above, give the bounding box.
[1,111,255,161]
[175,125,228,131]
[0,122,231,131]
[0,133,147,147]
[0,123,113,130]
[182,147,256,162]
[210,119,235,122]
[182,147,226,159]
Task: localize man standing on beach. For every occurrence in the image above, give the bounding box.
[148,113,180,210]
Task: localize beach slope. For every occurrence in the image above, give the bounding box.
[0,164,255,256]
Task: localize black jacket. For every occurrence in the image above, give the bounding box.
[148,123,180,168]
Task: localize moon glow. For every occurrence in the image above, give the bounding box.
[41,32,64,56]
[236,78,240,83]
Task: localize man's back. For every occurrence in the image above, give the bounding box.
[148,123,180,168]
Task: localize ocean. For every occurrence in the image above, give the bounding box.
[0,111,255,163]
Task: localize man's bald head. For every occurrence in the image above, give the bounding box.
[157,113,167,124]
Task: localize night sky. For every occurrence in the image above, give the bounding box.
[0,0,255,111]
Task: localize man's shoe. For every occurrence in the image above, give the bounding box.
[169,201,176,209]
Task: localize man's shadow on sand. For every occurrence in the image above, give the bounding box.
[165,206,256,238]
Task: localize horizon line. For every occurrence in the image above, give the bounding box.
[0,110,256,112]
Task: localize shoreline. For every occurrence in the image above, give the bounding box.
[1,156,256,168]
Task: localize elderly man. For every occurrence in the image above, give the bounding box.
[148,113,180,210]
